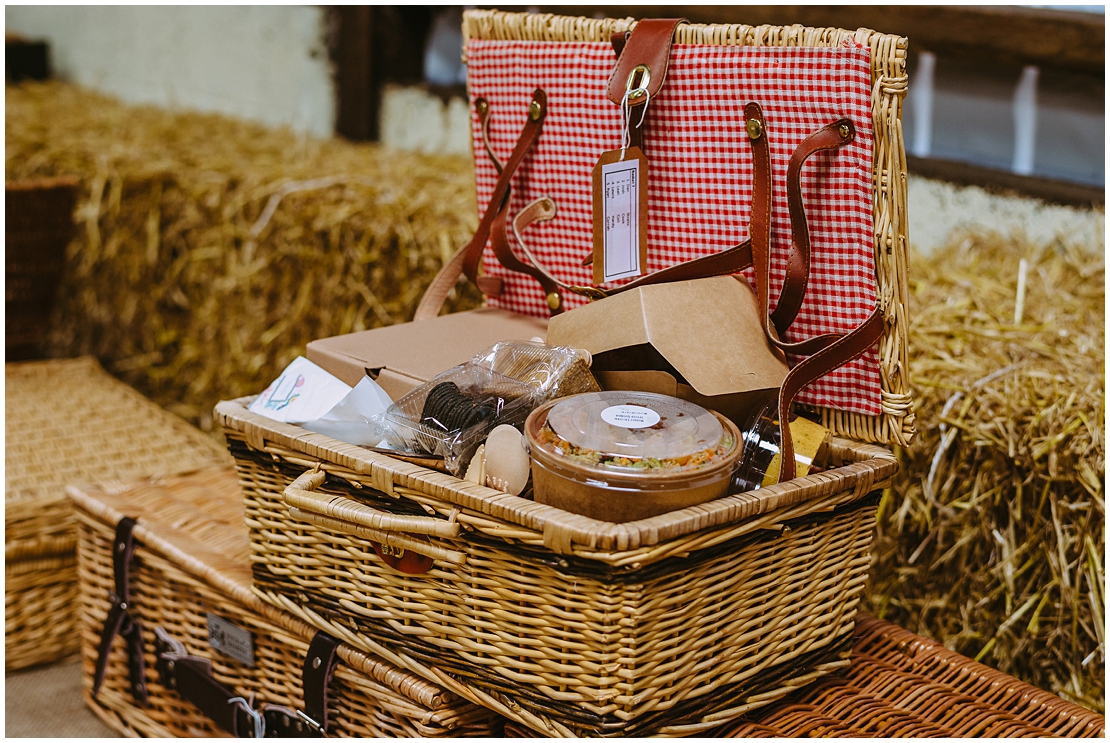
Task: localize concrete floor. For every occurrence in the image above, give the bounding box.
[6,657,116,738]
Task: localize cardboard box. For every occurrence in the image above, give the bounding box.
[306,308,549,401]
[546,275,788,426]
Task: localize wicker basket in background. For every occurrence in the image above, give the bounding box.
[70,466,506,737]
[500,615,1105,737]
[5,356,231,671]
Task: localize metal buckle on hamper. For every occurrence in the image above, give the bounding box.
[295,709,325,736]
[258,705,321,738]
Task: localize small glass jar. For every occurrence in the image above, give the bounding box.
[732,403,832,492]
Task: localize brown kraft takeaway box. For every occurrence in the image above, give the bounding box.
[546,275,789,426]
[306,307,549,401]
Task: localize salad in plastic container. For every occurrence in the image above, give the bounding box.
[524,391,742,522]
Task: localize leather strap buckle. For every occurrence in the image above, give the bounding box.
[92,517,149,707]
[155,623,334,738]
[295,710,325,736]
[625,63,651,103]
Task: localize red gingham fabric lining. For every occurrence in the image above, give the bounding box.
[466,39,881,417]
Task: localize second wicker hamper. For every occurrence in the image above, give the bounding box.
[6,356,230,671]
[71,466,506,737]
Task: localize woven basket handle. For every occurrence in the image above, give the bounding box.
[282,470,466,566]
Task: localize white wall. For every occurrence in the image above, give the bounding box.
[5,5,335,137]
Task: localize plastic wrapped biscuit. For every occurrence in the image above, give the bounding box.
[470,340,601,402]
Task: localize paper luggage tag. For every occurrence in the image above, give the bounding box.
[592,147,649,285]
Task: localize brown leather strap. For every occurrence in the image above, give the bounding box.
[92,517,148,706]
[482,89,565,314]
[741,103,880,481]
[490,191,566,314]
[771,117,856,335]
[610,30,629,59]
[606,18,685,105]
[774,308,884,481]
[565,240,755,299]
[606,19,683,207]
[476,97,503,175]
[461,89,547,288]
[746,102,775,334]
[511,196,558,271]
[300,632,341,734]
[154,626,324,738]
[413,89,547,322]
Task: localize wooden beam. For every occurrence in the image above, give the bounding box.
[534,5,1104,75]
[907,155,1104,209]
[329,6,378,141]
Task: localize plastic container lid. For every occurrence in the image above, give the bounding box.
[530,391,736,475]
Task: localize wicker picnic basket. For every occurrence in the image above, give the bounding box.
[219,397,896,737]
[217,9,912,737]
[503,614,1105,737]
[71,466,505,737]
[6,356,230,671]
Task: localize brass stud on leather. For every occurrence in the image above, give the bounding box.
[838,123,851,139]
[546,292,561,311]
[312,656,322,669]
[529,100,543,121]
[477,99,488,116]
[746,118,764,140]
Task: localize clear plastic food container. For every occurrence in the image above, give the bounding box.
[525,391,741,522]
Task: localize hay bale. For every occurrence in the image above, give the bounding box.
[5,81,482,431]
[871,232,1104,711]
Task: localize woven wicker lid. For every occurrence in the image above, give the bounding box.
[6,356,229,506]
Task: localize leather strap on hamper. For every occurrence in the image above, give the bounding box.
[299,631,342,735]
[413,89,549,322]
[743,102,884,481]
[606,18,686,153]
[154,627,341,738]
[516,105,852,307]
[92,517,149,706]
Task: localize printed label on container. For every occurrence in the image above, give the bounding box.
[601,404,661,429]
[207,613,254,666]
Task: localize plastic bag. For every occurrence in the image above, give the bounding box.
[469,341,600,403]
[380,363,534,475]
